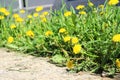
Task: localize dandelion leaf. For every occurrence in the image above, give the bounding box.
[50,54,66,65]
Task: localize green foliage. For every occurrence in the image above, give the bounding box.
[0,0,120,76]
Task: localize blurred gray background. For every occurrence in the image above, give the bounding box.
[0,0,105,12]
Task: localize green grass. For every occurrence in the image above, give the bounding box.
[0,0,120,76]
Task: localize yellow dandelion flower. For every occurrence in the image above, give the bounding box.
[88,2,94,7]
[7,36,14,43]
[33,13,39,17]
[64,11,72,17]
[73,44,81,54]
[13,14,20,18]
[15,17,24,22]
[10,24,16,29]
[27,14,32,18]
[20,9,25,14]
[108,0,119,5]
[45,30,53,36]
[116,59,120,68]
[66,60,74,69]
[0,7,7,13]
[42,11,49,16]
[76,5,85,10]
[79,11,86,15]
[4,11,10,16]
[41,17,47,22]
[35,6,43,12]
[63,36,71,42]
[26,30,34,38]
[72,37,79,44]
[112,34,120,42]
[0,16,4,20]
[0,7,10,16]
[59,28,66,33]
[99,5,104,9]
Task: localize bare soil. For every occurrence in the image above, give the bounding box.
[0,48,118,80]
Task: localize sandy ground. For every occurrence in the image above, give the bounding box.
[0,48,116,80]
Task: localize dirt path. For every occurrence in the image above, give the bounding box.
[0,48,115,80]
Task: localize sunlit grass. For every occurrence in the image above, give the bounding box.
[0,0,120,76]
